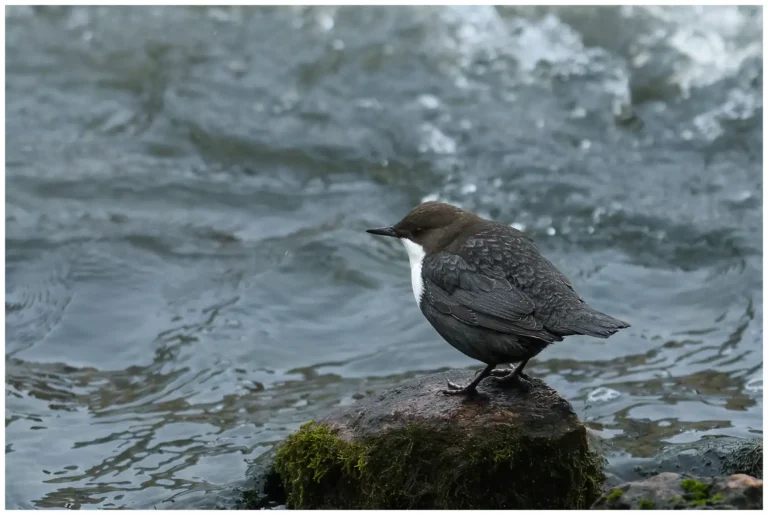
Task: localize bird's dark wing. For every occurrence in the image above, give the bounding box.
[421,252,562,343]
[458,224,629,338]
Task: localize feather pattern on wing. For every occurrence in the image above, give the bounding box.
[421,252,563,343]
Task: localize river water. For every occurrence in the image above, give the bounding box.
[5,6,763,509]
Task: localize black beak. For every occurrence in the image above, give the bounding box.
[366,226,398,238]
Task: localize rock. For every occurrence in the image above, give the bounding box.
[721,439,762,479]
[163,450,286,510]
[253,369,604,509]
[161,451,285,510]
[241,449,286,509]
[592,472,763,510]
[615,437,763,483]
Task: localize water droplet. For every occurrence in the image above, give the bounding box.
[546,227,556,236]
[460,183,477,195]
[510,222,526,231]
[579,139,592,150]
[331,39,345,51]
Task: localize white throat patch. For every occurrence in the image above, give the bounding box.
[400,238,426,304]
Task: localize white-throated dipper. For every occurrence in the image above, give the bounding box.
[367,201,630,396]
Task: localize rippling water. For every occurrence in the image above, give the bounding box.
[5,6,763,509]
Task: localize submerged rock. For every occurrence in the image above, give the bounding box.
[241,449,286,509]
[246,369,604,509]
[612,437,763,484]
[159,451,285,510]
[592,472,763,510]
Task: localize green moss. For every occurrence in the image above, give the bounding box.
[638,499,655,509]
[688,492,724,506]
[273,420,604,509]
[679,478,724,506]
[605,488,623,501]
[681,478,710,501]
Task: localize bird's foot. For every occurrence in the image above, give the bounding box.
[488,367,513,378]
[491,370,533,392]
[442,380,479,396]
[488,367,530,380]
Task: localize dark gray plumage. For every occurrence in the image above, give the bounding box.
[367,201,629,395]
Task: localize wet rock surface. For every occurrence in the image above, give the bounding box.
[244,369,604,509]
[592,472,764,510]
[240,449,286,510]
[605,436,763,489]
[650,437,763,480]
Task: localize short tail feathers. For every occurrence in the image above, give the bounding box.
[566,308,630,339]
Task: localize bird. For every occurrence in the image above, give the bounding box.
[366,201,629,396]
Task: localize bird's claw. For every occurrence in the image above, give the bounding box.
[442,380,478,396]
[445,380,463,390]
[491,373,532,392]
[488,368,513,378]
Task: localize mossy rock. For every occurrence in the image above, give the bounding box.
[721,438,762,479]
[266,369,604,509]
[592,472,763,510]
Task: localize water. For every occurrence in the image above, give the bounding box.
[5,6,762,509]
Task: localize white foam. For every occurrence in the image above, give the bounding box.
[587,387,621,403]
[418,123,457,155]
[420,192,440,203]
[745,376,762,393]
[417,94,441,110]
[460,183,477,195]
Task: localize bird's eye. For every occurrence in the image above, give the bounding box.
[413,228,423,235]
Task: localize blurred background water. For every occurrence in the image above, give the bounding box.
[5,5,763,509]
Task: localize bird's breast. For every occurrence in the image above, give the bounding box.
[400,238,425,305]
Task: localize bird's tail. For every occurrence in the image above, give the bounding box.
[568,308,630,339]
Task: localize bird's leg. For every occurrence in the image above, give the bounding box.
[488,364,514,378]
[444,364,496,395]
[491,359,532,389]
[495,359,531,380]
